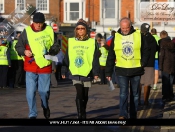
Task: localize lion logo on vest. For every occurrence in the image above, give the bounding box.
[75,56,84,68]
[122,45,133,57]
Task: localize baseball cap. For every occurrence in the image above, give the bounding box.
[140,23,150,32]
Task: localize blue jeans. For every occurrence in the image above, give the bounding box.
[26,72,51,118]
[162,71,174,98]
[117,75,140,119]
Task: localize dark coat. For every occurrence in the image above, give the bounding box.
[159,37,175,74]
[105,26,150,77]
[143,32,158,67]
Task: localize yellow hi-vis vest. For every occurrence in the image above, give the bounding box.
[25,26,54,68]
[0,46,8,65]
[10,40,23,60]
[69,38,95,76]
[114,31,141,68]
[99,47,108,66]
[152,34,160,59]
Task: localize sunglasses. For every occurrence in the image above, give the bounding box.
[76,28,85,30]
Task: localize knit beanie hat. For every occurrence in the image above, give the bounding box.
[76,18,88,29]
[141,23,150,32]
[33,12,45,23]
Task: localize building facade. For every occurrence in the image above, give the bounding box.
[59,0,175,38]
[0,0,59,33]
[0,0,175,38]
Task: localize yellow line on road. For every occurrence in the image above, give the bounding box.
[139,90,159,132]
[131,84,160,132]
[138,87,155,118]
[146,90,159,118]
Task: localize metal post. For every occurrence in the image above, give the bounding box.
[150,0,153,29]
[102,0,105,33]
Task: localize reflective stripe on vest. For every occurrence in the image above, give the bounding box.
[25,26,54,68]
[99,47,108,66]
[10,40,23,60]
[0,46,8,65]
[114,31,141,68]
[153,35,160,59]
[69,38,95,76]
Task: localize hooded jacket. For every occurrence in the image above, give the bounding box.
[159,37,175,74]
[105,26,150,77]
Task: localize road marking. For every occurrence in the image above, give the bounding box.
[138,87,155,118]
[139,90,159,132]
[131,84,161,132]
[146,90,159,117]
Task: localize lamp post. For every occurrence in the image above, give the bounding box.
[102,0,105,33]
[102,8,104,33]
[150,0,153,29]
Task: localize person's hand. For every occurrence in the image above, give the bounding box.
[94,76,98,80]
[62,75,66,79]
[24,50,33,57]
[106,77,111,81]
[53,69,56,73]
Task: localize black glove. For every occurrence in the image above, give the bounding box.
[49,47,60,56]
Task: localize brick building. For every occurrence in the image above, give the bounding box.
[59,0,175,38]
[1,0,175,38]
[0,0,59,33]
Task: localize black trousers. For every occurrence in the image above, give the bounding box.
[100,69,107,84]
[0,65,8,87]
[162,71,174,98]
[75,84,89,101]
[56,64,62,80]
[8,60,24,87]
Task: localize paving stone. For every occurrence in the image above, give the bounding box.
[169,114,175,119]
[161,87,175,132]
[169,129,175,132]
[160,129,168,132]
[163,112,169,119]
[1,80,175,132]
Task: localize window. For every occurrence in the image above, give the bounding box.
[102,0,115,18]
[15,0,26,13]
[64,0,85,23]
[36,0,49,13]
[0,0,4,13]
[69,3,79,20]
[100,0,119,26]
